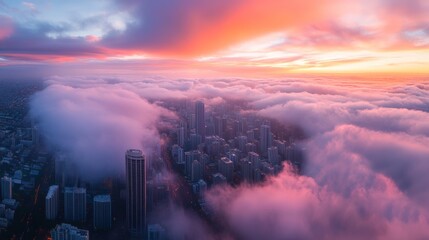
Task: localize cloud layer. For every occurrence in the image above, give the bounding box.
[30,84,174,179]
[29,75,429,238]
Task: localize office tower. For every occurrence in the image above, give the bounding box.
[1,176,12,200]
[177,127,185,147]
[268,146,280,165]
[191,160,203,182]
[177,147,184,164]
[212,173,227,185]
[245,143,257,153]
[64,187,86,223]
[261,162,275,175]
[259,124,272,154]
[248,152,260,169]
[190,133,201,150]
[197,179,207,199]
[237,135,248,152]
[51,223,89,240]
[45,185,59,220]
[274,140,286,156]
[247,129,255,142]
[218,157,234,183]
[126,149,146,237]
[240,159,253,183]
[185,150,201,178]
[93,195,112,230]
[195,101,205,141]
[214,116,223,137]
[147,224,166,240]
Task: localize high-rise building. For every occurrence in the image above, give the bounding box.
[177,127,185,147]
[218,157,234,182]
[125,149,146,237]
[51,223,89,240]
[191,160,203,182]
[185,150,201,178]
[240,159,253,183]
[195,101,205,141]
[64,187,86,223]
[259,124,272,154]
[268,146,280,166]
[248,152,260,169]
[212,173,227,185]
[177,147,184,164]
[93,195,112,230]
[1,176,12,200]
[45,185,59,220]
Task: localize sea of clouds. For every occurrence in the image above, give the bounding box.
[30,76,429,239]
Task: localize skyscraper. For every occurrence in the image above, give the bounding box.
[218,157,234,183]
[268,146,280,166]
[191,160,203,182]
[195,100,205,141]
[45,185,59,220]
[1,176,12,200]
[177,126,185,147]
[64,187,86,223]
[259,124,272,154]
[93,195,112,230]
[126,149,146,237]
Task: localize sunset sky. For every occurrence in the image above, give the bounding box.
[1,2,429,239]
[1,0,429,77]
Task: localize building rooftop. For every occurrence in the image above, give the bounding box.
[126,149,143,157]
[46,185,59,199]
[93,194,111,202]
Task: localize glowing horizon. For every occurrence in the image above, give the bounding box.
[1,0,429,76]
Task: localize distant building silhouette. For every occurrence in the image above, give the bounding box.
[195,101,205,141]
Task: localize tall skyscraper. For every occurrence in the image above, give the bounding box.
[126,149,146,237]
[195,100,205,141]
[45,185,59,220]
[268,146,280,166]
[64,187,86,223]
[51,223,89,240]
[1,176,12,200]
[259,124,272,154]
[93,195,112,230]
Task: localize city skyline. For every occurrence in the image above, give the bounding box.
[1,1,429,240]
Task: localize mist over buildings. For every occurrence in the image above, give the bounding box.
[29,77,429,239]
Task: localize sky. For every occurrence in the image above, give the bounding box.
[1,1,428,239]
[1,0,429,76]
